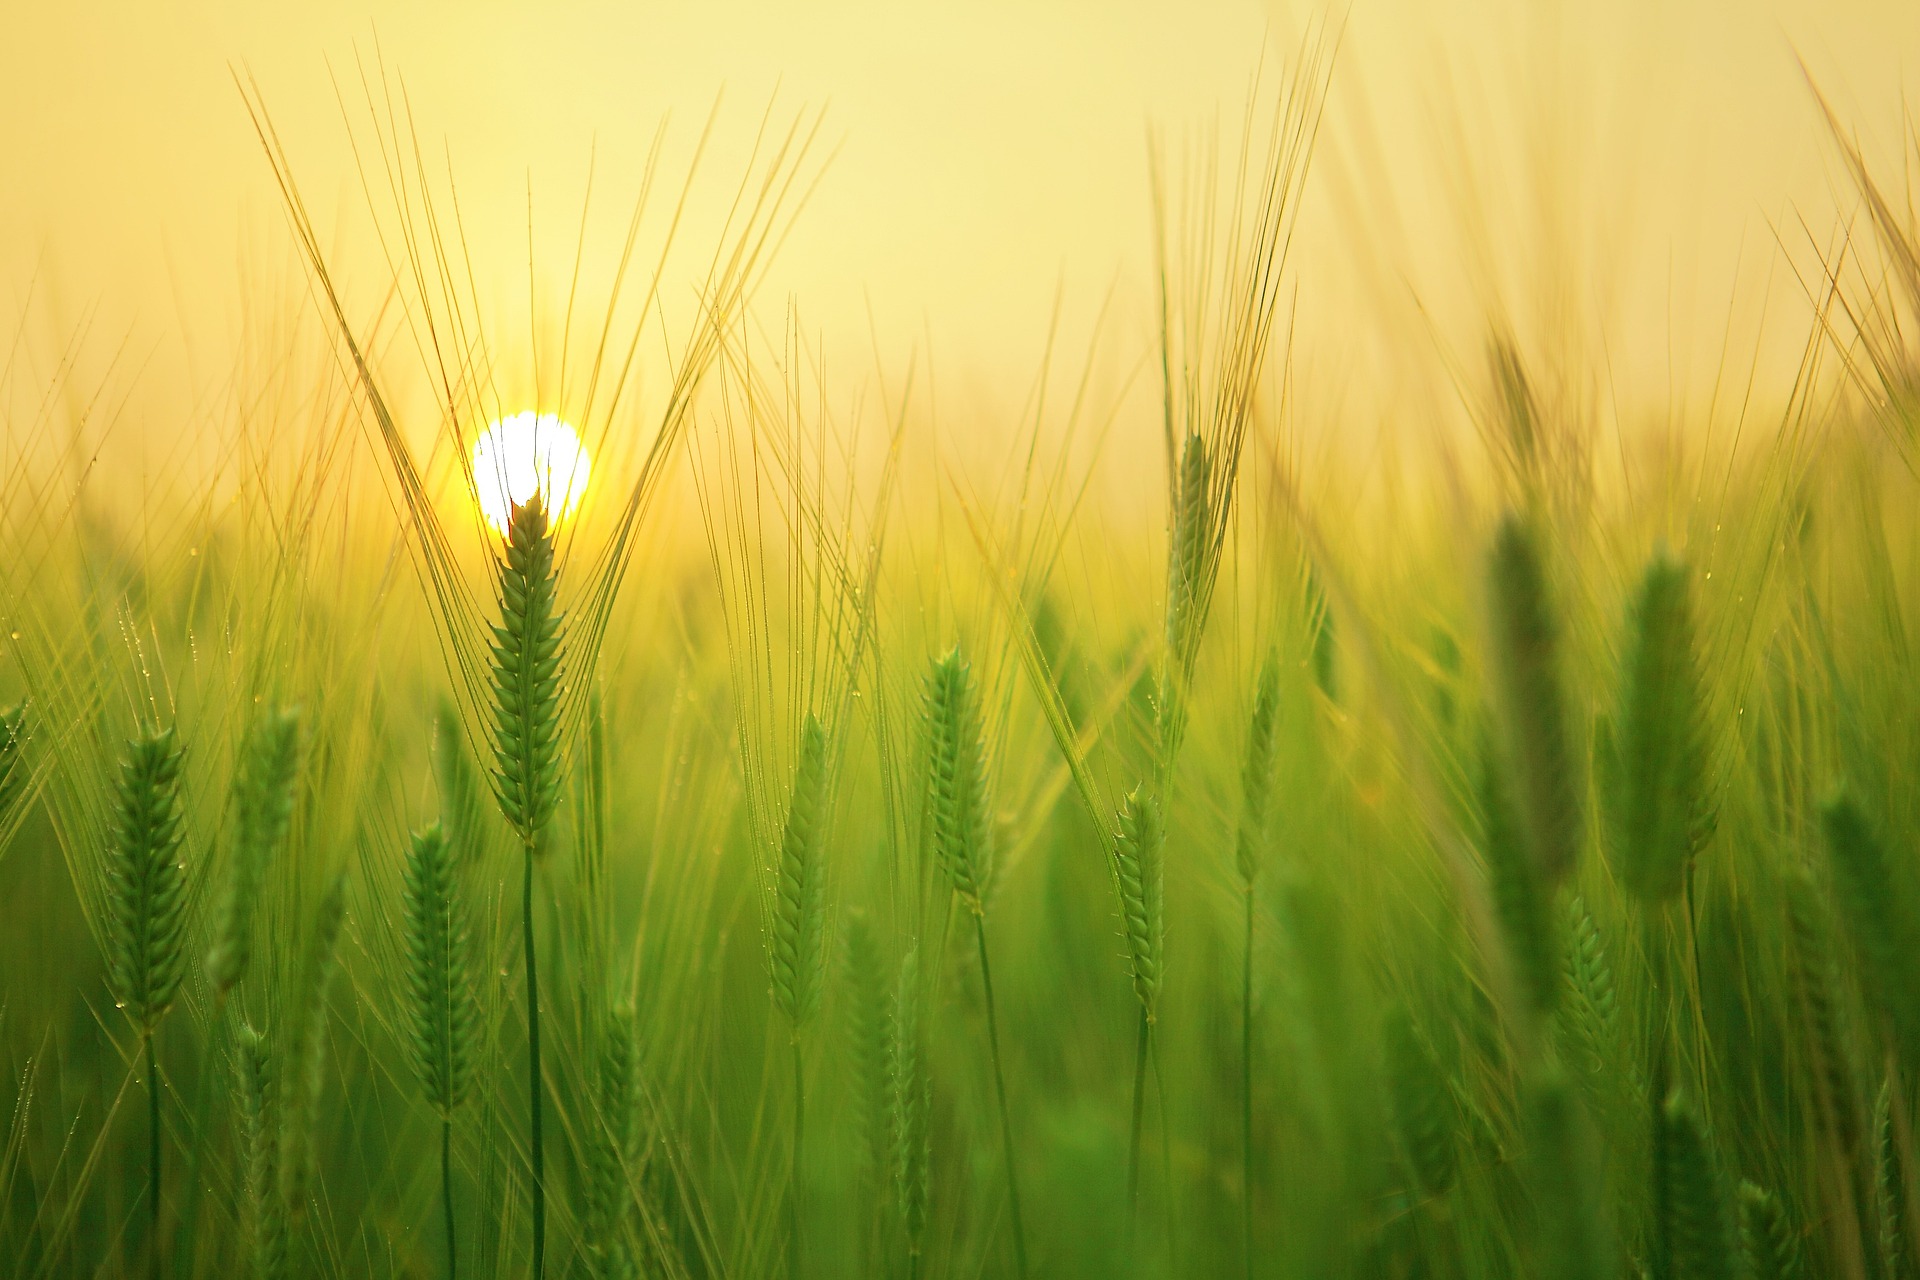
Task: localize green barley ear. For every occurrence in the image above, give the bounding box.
[1819,793,1920,1060]
[1523,1065,1614,1280]
[1384,1005,1458,1199]
[1556,896,1619,1103]
[1307,566,1337,702]
[1738,1181,1804,1280]
[236,1020,285,1280]
[1781,861,1860,1154]
[770,712,830,1032]
[491,492,566,855]
[1478,730,1560,1017]
[1876,1080,1914,1280]
[890,944,930,1259]
[1165,431,1212,664]
[585,1005,640,1280]
[1659,1088,1738,1280]
[400,822,476,1117]
[1486,514,1582,886]
[278,870,347,1225]
[1608,553,1714,902]
[926,647,991,912]
[1235,651,1282,885]
[843,911,892,1183]
[0,701,31,820]
[207,706,302,996]
[1114,785,1166,1022]
[434,697,487,874]
[105,727,189,1034]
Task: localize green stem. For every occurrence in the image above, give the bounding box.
[973,915,1030,1280]
[147,1030,162,1280]
[1241,882,1255,1280]
[1127,1005,1149,1244]
[524,847,545,1280]
[1151,1026,1176,1267]
[790,1035,805,1280]
[442,1113,458,1280]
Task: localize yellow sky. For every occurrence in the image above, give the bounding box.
[2,0,1916,460]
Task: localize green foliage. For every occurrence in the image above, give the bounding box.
[1524,1066,1614,1280]
[1606,554,1715,901]
[490,493,566,853]
[399,822,476,1117]
[770,712,830,1031]
[104,726,188,1034]
[925,647,991,911]
[0,701,31,823]
[206,706,302,996]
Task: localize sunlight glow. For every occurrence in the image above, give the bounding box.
[472,412,592,536]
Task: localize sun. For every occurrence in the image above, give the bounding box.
[471,412,592,536]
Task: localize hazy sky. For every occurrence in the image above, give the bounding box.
[2,0,1916,450]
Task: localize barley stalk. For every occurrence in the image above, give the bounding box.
[206,707,301,997]
[489,491,567,1280]
[104,725,189,1273]
[1820,794,1920,1068]
[1386,1005,1458,1200]
[584,1006,639,1280]
[1486,514,1582,888]
[400,821,476,1280]
[890,945,929,1275]
[1739,1181,1805,1280]
[1607,553,1714,903]
[235,1021,285,1280]
[922,646,1028,1277]
[1659,1087,1738,1280]
[1236,651,1281,1280]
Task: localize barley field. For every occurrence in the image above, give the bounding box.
[4,7,1920,1280]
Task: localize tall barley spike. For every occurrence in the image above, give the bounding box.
[1820,794,1920,1061]
[106,727,190,1034]
[1235,651,1282,885]
[207,706,302,996]
[278,871,346,1230]
[1479,732,1560,1017]
[770,712,830,1032]
[1114,785,1166,1022]
[1660,1088,1739,1280]
[1739,1181,1804,1280]
[434,698,487,875]
[400,823,477,1116]
[925,648,990,910]
[843,912,893,1184]
[1524,1065,1615,1280]
[490,493,566,854]
[1557,896,1619,1089]
[490,492,568,1280]
[1165,431,1212,664]
[1384,1005,1458,1199]
[889,945,930,1263]
[236,1021,285,1280]
[1781,862,1860,1154]
[1608,554,1715,902]
[584,1006,640,1280]
[1486,514,1582,886]
[104,725,189,1268]
[1877,1080,1914,1280]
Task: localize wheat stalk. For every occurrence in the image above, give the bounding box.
[889,944,929,1275]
